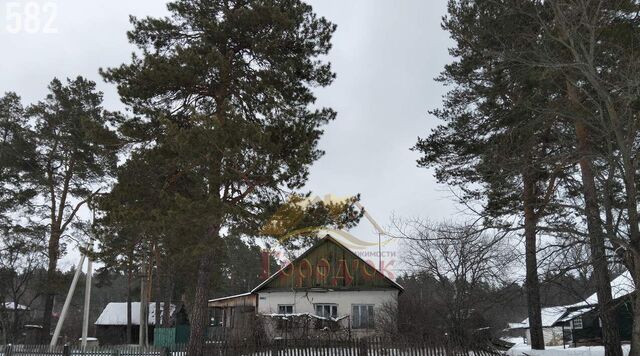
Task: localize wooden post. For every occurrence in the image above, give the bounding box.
[139,271,147,347]
[358,339,368,356]
[62,344,70,356]
[161,346,171,356]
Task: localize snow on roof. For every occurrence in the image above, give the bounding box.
[558,307,595,323]
[2,302,29,310]
[509,271,636,330]
[515,306,567,328]
[568,271,635,308]
[94,302,176,326]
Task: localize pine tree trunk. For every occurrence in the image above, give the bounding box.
[186,226,220,356]
[614,110,640,356]
[11,301,19,343]
[569,83,622,356]
[0,307,7,345]
[523,168,545,350]
[186,254,213,356]
[127,267,132,344]
[41,229,61,343]
[154,250,161,329]
[630,259,640,356]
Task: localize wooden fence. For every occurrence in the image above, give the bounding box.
[0,338,504,356]
[201,337,505,356]
[0,344,162,356]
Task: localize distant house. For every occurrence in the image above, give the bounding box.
[208,234,403,339]
[508,307,567,346]
[0,302,33,343]
[556,272,635,346]
[508,272,635,347]
[95,302,188,345]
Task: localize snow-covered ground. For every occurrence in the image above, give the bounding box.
[507,342,631,356]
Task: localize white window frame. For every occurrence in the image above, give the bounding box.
[572,317,583,329]
[314,303,338,319]
[352,304,375,329]
[277,304,294,315]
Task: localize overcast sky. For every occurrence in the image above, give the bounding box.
[1,0,461,272]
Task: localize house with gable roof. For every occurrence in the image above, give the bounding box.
[507,271,636,347]
[208,234,403,339]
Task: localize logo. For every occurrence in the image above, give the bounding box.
[259,194,398,280]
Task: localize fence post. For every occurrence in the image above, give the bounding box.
[5,344,12,356]
[358,339,368,356]
[161,346,171,356]
[62,344,70,356]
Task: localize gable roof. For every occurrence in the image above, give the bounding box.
[95,302,176,326]
[251,234,403,293]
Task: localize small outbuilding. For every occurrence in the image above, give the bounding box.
[95,302,188,345]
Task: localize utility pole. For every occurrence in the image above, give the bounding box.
[51,199,99,348]
[81,204,97,349]
[50,254,86,347]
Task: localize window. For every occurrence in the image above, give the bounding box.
[209,308,223,326]
[572,317,583,329]
[278,305,294,315]
[315,304,338,319]
[352,304,375,329]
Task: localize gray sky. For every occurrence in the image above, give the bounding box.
[1,0,460,272]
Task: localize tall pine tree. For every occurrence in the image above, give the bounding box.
[24,77,120,342]
[101,0,338,353]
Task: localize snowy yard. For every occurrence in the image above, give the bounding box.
[507,342,631,356]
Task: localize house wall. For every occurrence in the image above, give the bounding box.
[525,327,563,346]
[257,289,398,338]
[569,300,634,346]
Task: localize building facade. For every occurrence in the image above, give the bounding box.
[208,235,403,339]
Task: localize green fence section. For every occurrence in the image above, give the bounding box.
[175,325,189,344]
[153,326,189,348]
[154,328,175,348]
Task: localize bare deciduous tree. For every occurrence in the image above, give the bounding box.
[394,219,515,340]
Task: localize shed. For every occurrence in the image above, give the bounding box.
[95,302,188,345]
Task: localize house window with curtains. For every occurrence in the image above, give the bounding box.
[352,304,375,329]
